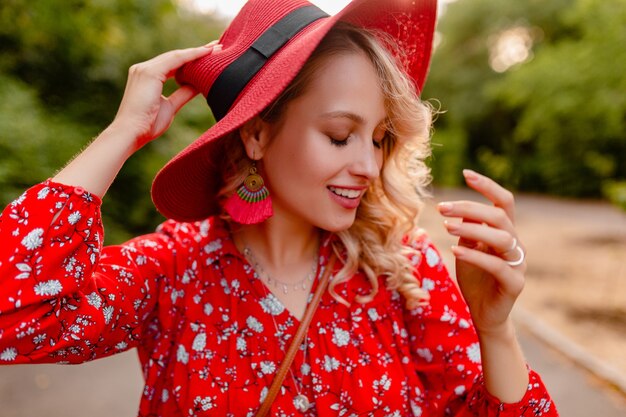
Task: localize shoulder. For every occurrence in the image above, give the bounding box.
[403,229,447,274]
[149,216,237,267]
[156,216,226,246]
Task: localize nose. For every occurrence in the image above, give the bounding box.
[349,141,381,181]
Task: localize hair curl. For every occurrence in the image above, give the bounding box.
[217,23,433,308]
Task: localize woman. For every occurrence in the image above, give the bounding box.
[0,0,558,415]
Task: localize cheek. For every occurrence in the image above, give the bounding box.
[376,152,384,169]
[263,140,321,190]
[270,133,332,177]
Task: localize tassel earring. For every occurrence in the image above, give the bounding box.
[224,162,273,224]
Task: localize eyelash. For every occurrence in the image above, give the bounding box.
[330,137,349,147]
[329,136,386,149]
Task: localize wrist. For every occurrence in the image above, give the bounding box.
[476,318,517,343]
[99,122,141,158]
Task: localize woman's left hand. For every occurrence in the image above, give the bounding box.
[438,169,526,336]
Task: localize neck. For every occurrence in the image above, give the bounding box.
[230,215,320,270]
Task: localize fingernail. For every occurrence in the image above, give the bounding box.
[214,44,223,51]
[438,202,453,214]
[444,220,460,235]
[463,169,479,182]
[451,245,465,256]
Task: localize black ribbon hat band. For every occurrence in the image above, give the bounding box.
[207,5,330,121]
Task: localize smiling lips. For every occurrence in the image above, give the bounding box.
[328,186,362,198]
[327,185,367,209]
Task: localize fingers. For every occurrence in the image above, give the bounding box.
[166,85,200,114]
[463,169,516,222]
[444,220,516,255]
[439,169,527,269]
[133,41,222,81]
[451,245,525,293]
[438,200,514,234]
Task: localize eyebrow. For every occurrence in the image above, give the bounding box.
[318,110,388,126]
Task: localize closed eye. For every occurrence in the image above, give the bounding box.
[329,136,350,147]
[373,132,390,149]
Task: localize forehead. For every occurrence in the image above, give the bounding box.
[295,52,387,124]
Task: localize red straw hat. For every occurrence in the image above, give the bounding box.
[152,0,438,222]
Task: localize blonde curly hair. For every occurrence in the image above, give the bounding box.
[217,22,433,308]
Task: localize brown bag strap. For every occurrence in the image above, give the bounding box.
[255,253,336,417]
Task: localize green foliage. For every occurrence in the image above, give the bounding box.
[424,0,626,201]
[603,181,626,211]
[0,0,224,244]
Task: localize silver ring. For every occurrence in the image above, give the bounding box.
[506,245,525,267]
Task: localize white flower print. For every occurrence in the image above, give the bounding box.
[33,280,62,297]
[194,395,217,411]
[171,289,184,304]
[425,247,440,267]
[67,211,81,225]
[260,360,276,375]
[14,262,32,280]
[199,220,210,237]
[21,228,44,250]
[116,341,128,351]
[259,294,285,316]
[103,305,114,324]
[204,239,222,254]
[86,292,102,309]
[220,278,231,295]
[410,401,423,417]
[161,389,169,403]
[259,387,268,403]
[454,385,466,395]
[440,305,458,324]
[466,342,481,363]
[332,327,350,347]
[204,303,214,316]
[421,278,435,291]
[0,347,18,361]
[459,318,470,329]
[33,334,46,344]
[323,355,340,372]
[246,316,264,332]
[416,348,433,363]
[236,336,247,352]
[373,374,391,391]
[367,308,380,321]
[177,344,189,364]
[192,333,206,352]
[11,192,26,206]
[301,363,311,375]
[37,187,50,200]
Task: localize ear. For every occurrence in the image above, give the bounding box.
[239,116,273,160]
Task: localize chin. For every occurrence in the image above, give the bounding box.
[317,214,357,233]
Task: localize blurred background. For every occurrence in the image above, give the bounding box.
[0,0,624,415]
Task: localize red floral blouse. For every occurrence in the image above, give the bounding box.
[0,180,558,416]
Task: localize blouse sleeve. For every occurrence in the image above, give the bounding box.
[403,235,558,416]
[0,180,187,364]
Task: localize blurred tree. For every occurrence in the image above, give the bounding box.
[0,0,224,243]
[424,0,626,200]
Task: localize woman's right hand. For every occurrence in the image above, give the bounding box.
[52,42,221,198]
[111,41,222,151]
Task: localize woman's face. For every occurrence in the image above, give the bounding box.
[260,51,389,232]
